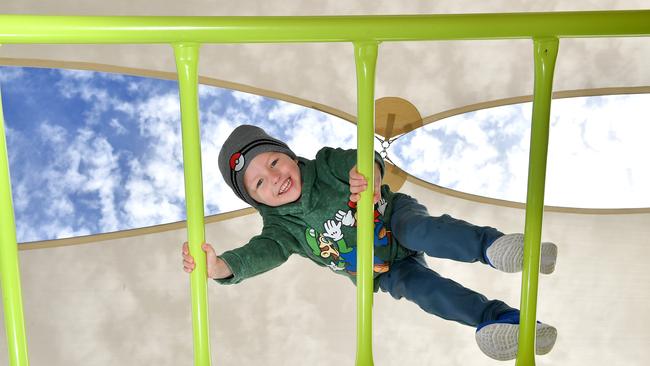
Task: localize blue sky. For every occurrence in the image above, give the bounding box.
[1,66,648,243]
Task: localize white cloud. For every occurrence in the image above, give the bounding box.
[198,84,224,98]
[56,70,125,126]
[58,69,95,80]
[268,100,357,158]
[14,121,122,241]
[109,118,128,135]
[0,67,25,82]
[79,133,121,231]
[545,95,650,207]
[390,128,443,179]
[268,100,304,121]
[12,179,30,213]
[38,121,68,144]
[49,196,75,217]
[393,111,506,196]
[231,90,265,118]
[63,128,121,232]
[439,114,502,192]
[123,159,184,228]
[501,137,529,202]
[232,90,263,105]
[97,72,127,82]
[121,93,187,227]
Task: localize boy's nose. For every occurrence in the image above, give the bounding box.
[271,171,281,184]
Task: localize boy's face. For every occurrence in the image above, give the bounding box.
[243,151,302,207]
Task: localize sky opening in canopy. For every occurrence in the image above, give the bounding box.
[390,94,650,208]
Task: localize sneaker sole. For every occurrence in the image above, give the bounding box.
[475,322,557,361]
[487,234,558,274]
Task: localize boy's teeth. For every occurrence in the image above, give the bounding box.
[279,178,291,194]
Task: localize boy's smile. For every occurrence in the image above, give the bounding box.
[243,151,302,206]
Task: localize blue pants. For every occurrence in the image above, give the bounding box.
[379,194,515,327]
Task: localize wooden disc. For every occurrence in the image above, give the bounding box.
[375,97,423,139]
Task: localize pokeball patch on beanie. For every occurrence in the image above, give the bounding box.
[229,152,245,172]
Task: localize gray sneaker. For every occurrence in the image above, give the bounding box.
[476,315,557,361]
[486,233,557,274]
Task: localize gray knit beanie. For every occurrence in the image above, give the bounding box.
[218,125,296,207]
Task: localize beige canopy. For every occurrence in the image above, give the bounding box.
[4,179,649,365]
[1,1,649,365]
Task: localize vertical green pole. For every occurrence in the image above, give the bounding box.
[173,43,212,366]
[0,86,30,366]
[353,41,379,366]
[515,37,559,366]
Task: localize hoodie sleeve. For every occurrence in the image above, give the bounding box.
[215,227,298,285]
[317,147,385,182]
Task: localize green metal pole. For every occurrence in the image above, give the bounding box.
[353,41,379,366]
[515,37,559,366]
[173,43,212,366]
[0,85,30,365]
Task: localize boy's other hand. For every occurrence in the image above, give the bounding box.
[182,242,232,279]
[182,241,200,274]
[349,164,381,204]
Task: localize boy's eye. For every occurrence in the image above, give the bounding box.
[256,179,263,189]
[271,159,278,168]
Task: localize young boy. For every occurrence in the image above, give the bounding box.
[181,124,558,361]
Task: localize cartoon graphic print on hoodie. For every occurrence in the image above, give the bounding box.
[304,198,391,275]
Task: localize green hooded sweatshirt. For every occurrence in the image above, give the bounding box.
[216,147,413,289]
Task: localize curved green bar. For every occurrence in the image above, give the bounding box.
[0,11,649,44]
[354,41,379,366]
[173,43,212,366]
[515,38,559,366]
[0,88,30,366]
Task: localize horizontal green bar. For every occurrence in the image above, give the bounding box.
[0,11,649,44]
